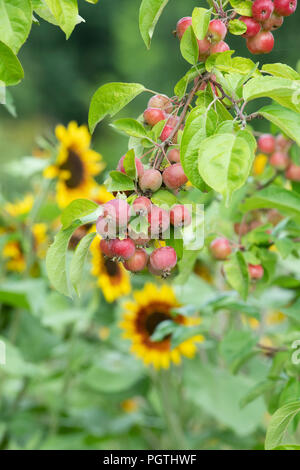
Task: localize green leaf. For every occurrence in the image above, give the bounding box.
[105,170,135,192]
[44,0,78,38]
[243,76,300,113]
[139,0,169,49]
[206,51,259,76]
[229,0,252,15]
[259,104,300,146]
[61,198,98,229]
[123,149,137,179]
[224,251,249,300]
[0,0,32,53]
[88,82,146,133]
[228,19,247,35]
[262,63,300,81]
[151,188,177,207]
[46,222,81,297]
[265,401,300,450]
[220,329,257,366]
[174,65,205,99]
[0,40,23,85]
[192,7,211,40]
[198,131,255,204]
[240,380,277,409]
[180,25,199,65]
[181,106,217,190]
[111,118,149,139]
[240,186,300,220]
[70,232,96,296]
[151,320,176,342]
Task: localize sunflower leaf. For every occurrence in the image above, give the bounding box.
[70,232,96,296]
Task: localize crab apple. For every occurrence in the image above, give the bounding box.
[207,19,227,43]
[276,134,291,151]
[234,222,249,236]
[160,124,175,142]
[148,94,173,113]
[139,169,162,192]
[100,238,114,258]
[147,260,163,276]
[274,0,297,16]
[96,215,120,239]
[117,155,144,178]
[247,31,274,54]
[197,38,211,60]
[176,16,192,40]
[148,205,170,236]
[166,115,180,127]
[270,151,290,170]
[149,246,177,274]
[267,209,283,226]
[167,148,181,163]
[143,107,167,127]
[252,0,274,21]
[257,134,276,154]
[123,248,148,272]
[249,264,264,280]
[132,196,152,215]
[262,13,284,30]
[240,16,261,37]
[129,229,150,246]
[285,163,300,181]
[163,163,188,190]
[103,199,130,229]
[210,237,231,260]
[110,238,135,261]
[210,41,230,54]
[170,205,192,227]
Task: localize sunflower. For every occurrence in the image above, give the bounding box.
[44,121,104,208]
[4,194,34,217]
[90,236,131,303]
[2,240,25,272]
[253,153,268,176]
[120,283,204,369]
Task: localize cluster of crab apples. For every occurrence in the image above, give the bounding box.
[176,0,297,57]
[258,133,300,181]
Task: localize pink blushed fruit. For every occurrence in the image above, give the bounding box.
[143,107,167,127]
[100,238,114,258]
[176,16,192,40]
[274,0,297,16]
[258,134,276,154]
[139,169,162,192]
[207,19,227,43]
[269,151,290,170]
[148,94,173,113]
[162,163,188,190]
[117,155,144,178]
[167,148,181,163]
[249,264,264,280]
[103,199,130,229]
[123,248,148,272]
[247,31,274,54]
[240,16,261,37]
[149,246,177,274]
[132,196,152,215]
[160,124,176,143]
[262,13,284,30]
[148,205,170,236]
[252,0,274,21]
[170,205,192,227]
[210,237,232,260]
[285,163,300,181]
[276,134,291,151]
[197,38,211,60]
[110,238,135,261]
[210,41,230,54]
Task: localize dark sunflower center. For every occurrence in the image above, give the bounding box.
[60,150,84,188]
[104,258,119,277]
[145,312,171,336]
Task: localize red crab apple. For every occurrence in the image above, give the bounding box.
[197,38,211,60]
[123,248,148,272]
[143,107,167,127]
[276,134,291,151]
[167,148,181,163]
[160,124,177,143]
[274,0,297,16]
[210,237,232,260]
[102,199,130,228]
[269,151,290,169]
[148,94,173,113]
[149,246,177,274]
[162,163,188,190]
[246,31,274,54]
[257,134,276,154]
[240,16,261,37]
[139,169,162,192]
[210,41,230,54]
[234,222,249,236]
[148,205,170,236]
[176,16,192,40]
[110,238,135,261]
[170,204,192,227]
[252,0,274,21]
[207,20,227,43]
[117,155,144,177]
[100,239,114,258]
[132,196,152,215]
[249,264,264,280]
[285,163,300,181]
[262,13,284,30]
